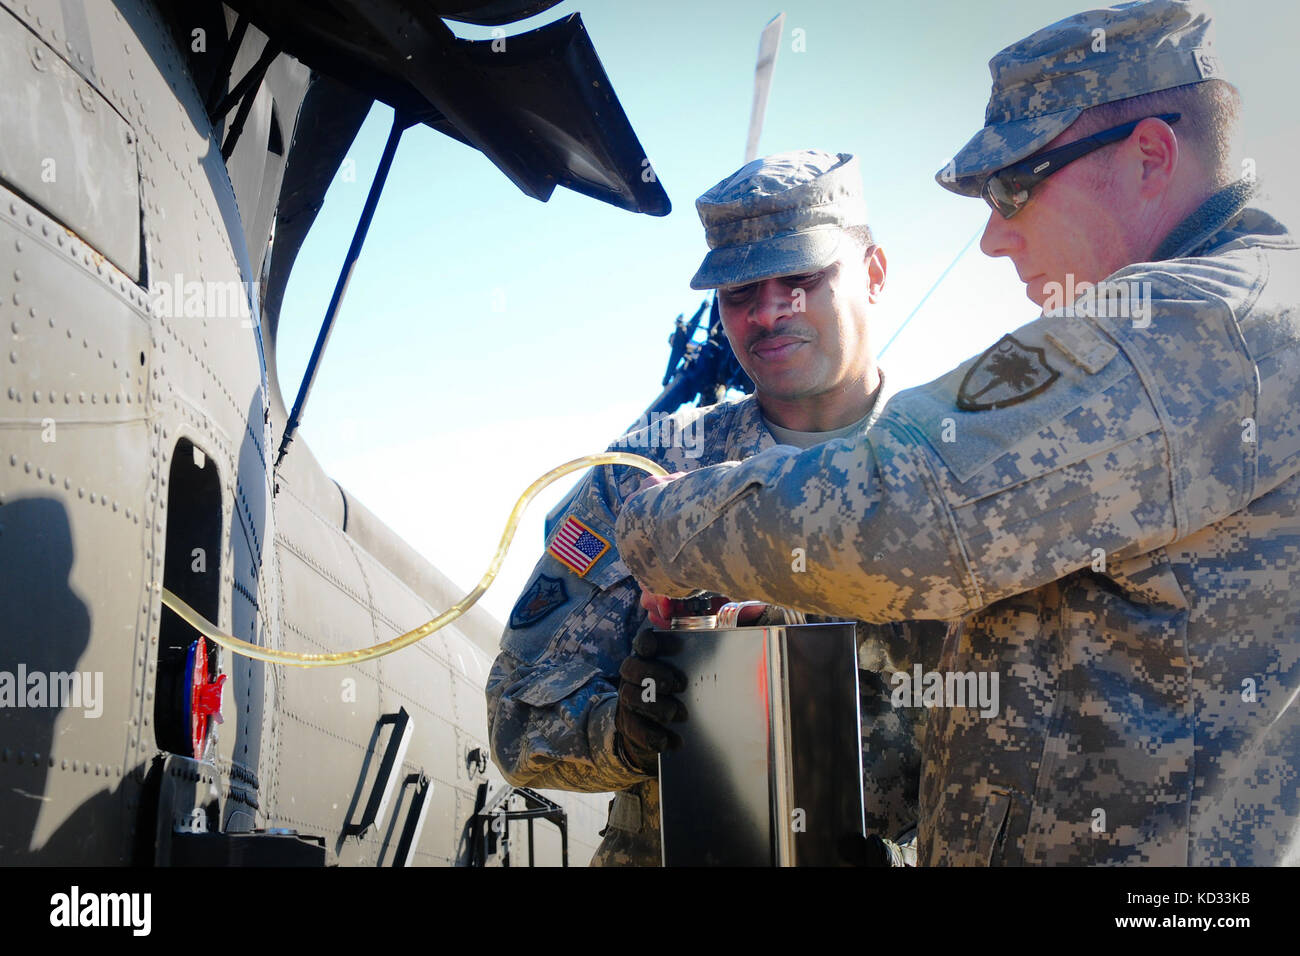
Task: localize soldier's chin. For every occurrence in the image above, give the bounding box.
[747,365,809,396]
[753,376,824,407]
[1024,275,1049,307]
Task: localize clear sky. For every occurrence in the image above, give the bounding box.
[273,0,1300,625]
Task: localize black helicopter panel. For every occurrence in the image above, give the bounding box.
[221,0,671,214]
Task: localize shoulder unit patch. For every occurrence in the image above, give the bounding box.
[509,574,568,630]
[956,333,1060,411]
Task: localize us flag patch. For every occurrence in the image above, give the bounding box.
[548,517,610,577]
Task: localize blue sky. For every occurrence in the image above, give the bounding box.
[273,0,1300,623]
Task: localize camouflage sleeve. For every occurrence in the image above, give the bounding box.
[859,667,924,838]
[614,294,1262,623]
[858,619,946,837]
[486,464,651,793]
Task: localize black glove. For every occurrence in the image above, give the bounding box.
[614,628,689,774]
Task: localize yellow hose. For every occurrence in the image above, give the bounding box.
[160,452,667,668]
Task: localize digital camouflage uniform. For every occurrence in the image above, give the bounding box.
[614,1,1300,865]
[486,391,938,865]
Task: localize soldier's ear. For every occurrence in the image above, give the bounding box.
[866,244,887,301]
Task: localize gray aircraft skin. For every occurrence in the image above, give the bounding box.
[0,0,669,865]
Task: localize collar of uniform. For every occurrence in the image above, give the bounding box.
[728,394,774,458]
[1152,177,1276,261]
[867,368,893,427]
[750,368,893,447]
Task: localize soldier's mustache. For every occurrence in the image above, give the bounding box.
[746,325,813,350]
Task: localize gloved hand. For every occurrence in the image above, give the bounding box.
[614,628,689,774]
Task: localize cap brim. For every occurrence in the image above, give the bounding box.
[936,107,1084,197]
[690,228,847,290]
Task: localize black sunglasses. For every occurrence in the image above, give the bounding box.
[981,112,1181,219]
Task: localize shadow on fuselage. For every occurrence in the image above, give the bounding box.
[0,496,103,863]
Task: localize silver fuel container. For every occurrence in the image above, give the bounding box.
[657,603,864,866]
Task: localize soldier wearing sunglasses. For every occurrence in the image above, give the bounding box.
[614,0,1299,866]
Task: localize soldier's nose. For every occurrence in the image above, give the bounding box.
[752,279,793,327]
[980,209,1022,260]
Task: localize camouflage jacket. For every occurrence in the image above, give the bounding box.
[615,182,1300,865]
[486,385,939,865]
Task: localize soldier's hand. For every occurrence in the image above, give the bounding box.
[640,590,744,628]
[635,472,686,494]
[640,590,676,629]
[614,629,689,774]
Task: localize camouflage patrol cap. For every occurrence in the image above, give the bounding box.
[938,0,1225,197]
[691,149,868,290]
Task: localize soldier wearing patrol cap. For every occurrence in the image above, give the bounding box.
[486,149,944,866]
[615,0,1300,866]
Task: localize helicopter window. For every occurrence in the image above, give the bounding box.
[154,438,223,758]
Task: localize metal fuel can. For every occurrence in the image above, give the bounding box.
[657,604,863,866]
